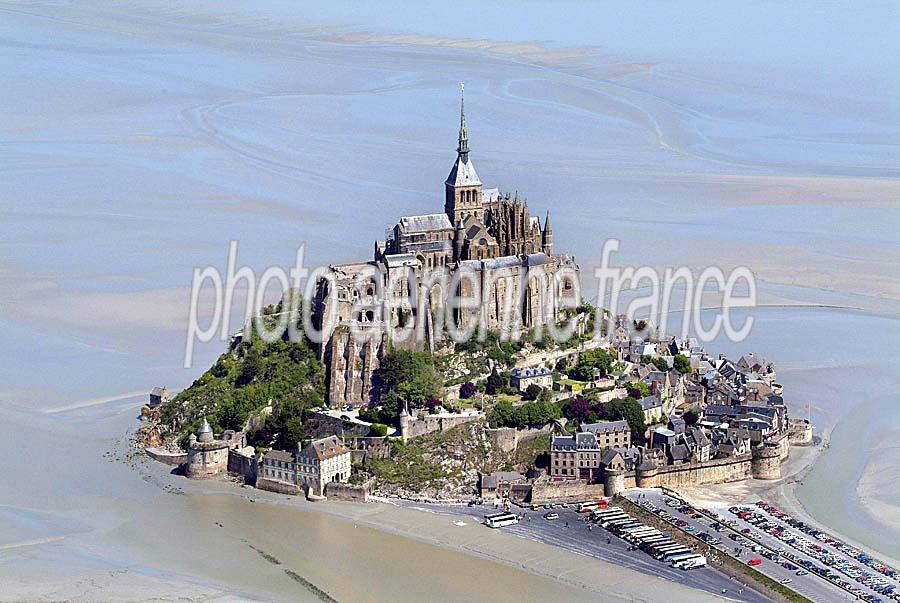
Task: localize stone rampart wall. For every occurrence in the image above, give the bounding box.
[405,414,480,440]
[655,455,752,489]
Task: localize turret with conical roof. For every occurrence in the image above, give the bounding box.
[197,417,213,443]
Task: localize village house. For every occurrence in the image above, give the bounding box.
[260,435,352,497]
[581,420,631,449]
[148,386,169,408]
[478,471,527,500]
[550,431,604,482]
[510,366,553,392]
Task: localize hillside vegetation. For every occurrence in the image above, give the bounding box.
[159,308,323,445]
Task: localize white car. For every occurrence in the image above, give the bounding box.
[544,512,559,521]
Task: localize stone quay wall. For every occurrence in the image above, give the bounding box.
[325,480,373,503]
[256,477,303,496]
[145,447,187,466]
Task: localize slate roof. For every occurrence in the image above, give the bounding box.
[264,449,294,463]
[446,155,481,187]
[399,213,453,233]
[639,395,662,410]
[511,367,551,378]
[581,420,629,435]
[300,435,349,461]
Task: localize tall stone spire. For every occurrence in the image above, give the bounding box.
[542,211,553,256]
[457,82,469,161]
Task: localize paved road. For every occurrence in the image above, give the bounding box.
[398,500,771,602]
[627,489,866,602]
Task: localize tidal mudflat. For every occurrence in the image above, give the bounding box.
[1,1,898,600]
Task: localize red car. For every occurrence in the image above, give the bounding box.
[748,558,762,566]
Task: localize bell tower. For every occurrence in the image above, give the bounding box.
[445,83,483,224]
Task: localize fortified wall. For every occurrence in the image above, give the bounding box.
[400,410,482,442]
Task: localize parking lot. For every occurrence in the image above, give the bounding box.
[627,489,899,602]
[399,499,771,602]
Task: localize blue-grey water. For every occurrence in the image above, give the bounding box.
[1,0,899,598]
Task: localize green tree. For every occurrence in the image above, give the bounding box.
[368,423,388,437]
[673,354,691,375]
[485,369,507,395]
[627,380,649,398]
[268,397,307,450]
[372,349,442,409]
[605,397,646,441]
[522,383,543,401]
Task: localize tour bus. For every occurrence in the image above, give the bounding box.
[483,512,519,528]
[654,545,689,560]
[650,544,684,559]
[611,520,642,531]
[622,527,656,540]
[597,513,629,527]
[673,555,707,570]
[645,541,677,555]
[576,499,609,513]
[662,548,694,562]
[607,520,639,532]
[639,537,671,551]
[593,507,625,517]
[626,529,660,542]
[603,516,634,527]
[644,538,675,550]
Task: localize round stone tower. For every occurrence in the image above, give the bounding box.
[751,442,782,480]
[603,466,626,497]
[635,459,659,489]
[186,418,231,479]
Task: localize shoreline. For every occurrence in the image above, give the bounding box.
[679,428,900,571]
[140,446,738,602]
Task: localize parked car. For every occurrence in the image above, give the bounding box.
[748,558,762,566]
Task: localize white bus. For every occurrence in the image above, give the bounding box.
[645,540,676,554]
[625,529,659,542]
[653,545,689,560]
[650,544,684,559]
[484,512,519,528]
[593,509,627,521]
[599,516,629,528]
[621,526,654,538]
[662,548,694,562]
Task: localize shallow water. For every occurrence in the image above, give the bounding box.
[2,0,899,598]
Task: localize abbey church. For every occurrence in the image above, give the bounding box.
[313,88,580,407]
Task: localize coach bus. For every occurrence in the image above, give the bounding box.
[483,512,519,528]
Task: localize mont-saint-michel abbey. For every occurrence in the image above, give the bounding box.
[315,89,580,407]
